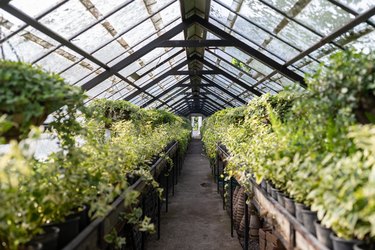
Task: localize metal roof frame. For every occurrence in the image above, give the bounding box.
[1,0,374,116]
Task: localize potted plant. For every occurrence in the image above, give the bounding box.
[0,60,84,142]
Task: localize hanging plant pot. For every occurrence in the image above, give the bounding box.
[330,233,361,250]
[0,60,84,142]
[30,226,60,250]
[43,216,80,249]
[283,196,295,216]
[301,209,317,236]
[1,112,49,142]
[314,221,333,250]
[295,202,308,225]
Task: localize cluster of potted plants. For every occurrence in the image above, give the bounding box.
[201,49,375,250]
[0,60,191,250]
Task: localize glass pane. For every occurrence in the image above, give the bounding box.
[0,9,26,37]
[2,27,59,62]
[336,0,375,13]
[10,0,65,17]
[295,0,354,35]
[277,21,321,50]
[39,0,97,39]
[261,0,299,12]
[105,0,149,36]
[61,64,101,85]
[239,0,284,31]
[72,24,114,53]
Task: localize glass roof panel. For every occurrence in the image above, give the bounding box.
[277,20,321,51]
[92,39,127,63]
[238,0,285,31]
[36,51,74,73]
[0,9,25,38]
[63,63,101,86]
[336,0,375,13]
[10,0,65,17]
[39,0,97,39]
[231,15,271,46]
[1,26,60,62]
[345,29,375,53]
[105,1,149,36]
[121,19,157,48]
[72,24,114,53]
[1,0,375,113]
[295,0,354,36]
[158,0,181,25]
[210,0,230,24]
[261,0,298,12]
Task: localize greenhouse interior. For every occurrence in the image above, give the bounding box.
[0,0,375,249]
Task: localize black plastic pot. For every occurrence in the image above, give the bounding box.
[23,242,43,250]
[301,209,317,236]
[295,202,307,225]
[330,233,361,250]
[30,226,59,250]
[271,187,278,200]
[277,191,285,207]
[44,216,80,249]
[260,179,267,190]
[266,181,272,195]
[354,242,375,250]
[75,205,90,232]
[314,221,333,249]
[283,196,295,216]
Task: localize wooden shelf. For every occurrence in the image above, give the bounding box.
[217,145,329,250]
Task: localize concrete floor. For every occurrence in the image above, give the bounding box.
[147,139,241,250]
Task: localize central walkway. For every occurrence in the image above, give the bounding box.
[147,139,241,250]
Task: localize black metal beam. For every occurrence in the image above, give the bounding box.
[159,87,191,109]
[177,101,215,116]
[173,70,218,75]
[200,91,235,108]
[170,95,223,111]
[257,0,345,51]
[326,0,375,28]
[124,59,191,101]
[179,83,214,87]
[141,77,190,107]
[190,15,306,87]
[195,56,262,96]
[283,6,375,68]
[209,15,306,75]
[1,4,110,71]
[199,94,228,109]
[252,5,375,89]
[200,76,247,105]
[204,48,281,94]
[136,49,185,79]
[165,88,191,109]
[0,0,69,43]
[80,21,191,90]
[158,39,233,47]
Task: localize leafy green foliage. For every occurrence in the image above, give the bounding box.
[0,60,85,142]
[0,94,191,249]
[202,49,375,241]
